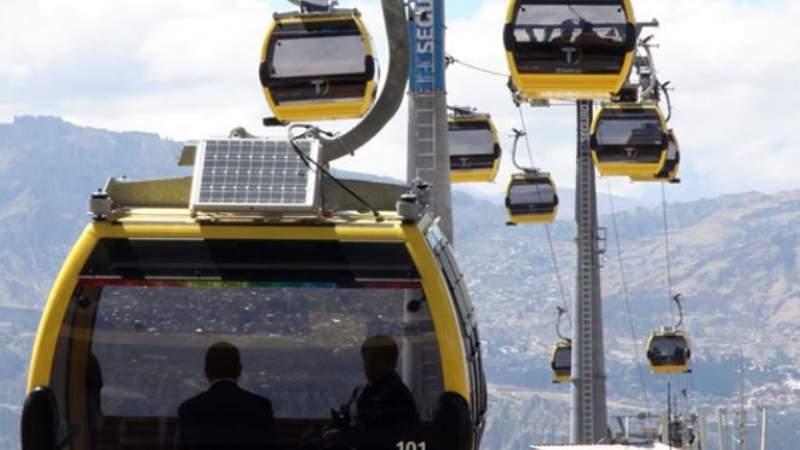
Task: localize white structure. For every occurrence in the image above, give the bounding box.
[532,444,682,450]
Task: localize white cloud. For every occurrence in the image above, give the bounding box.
[0,0,797,203]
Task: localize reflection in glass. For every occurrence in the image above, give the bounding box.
[271,35,366,78]
[515,5,626,42]
[509,181,557,213]
[649,336,689,366]
[449,123,495,158]
[510,2,629,74]
[597,116,663,147]
[51,283,444,450]
[554,347,571,370]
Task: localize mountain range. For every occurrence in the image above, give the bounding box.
[1,116,799,450]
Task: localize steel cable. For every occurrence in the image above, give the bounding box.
[606,180,653,417]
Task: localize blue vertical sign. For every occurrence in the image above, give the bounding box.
[408,0,446,93]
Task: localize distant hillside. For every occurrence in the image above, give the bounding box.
[457,185,657,218]
[0,116,184,309]
[1,117,799,450]
[453,188,800,450]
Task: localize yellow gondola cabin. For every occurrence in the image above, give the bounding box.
[505,172,559,224]
[21,138,488,450]
[503,0,637,100]
[646,327,691,374]
[448,111,502,184]
[591,104,669,178]
[259,9,377,122]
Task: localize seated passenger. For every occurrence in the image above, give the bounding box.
[672,346,686,364]
[178,342,274,450]
[551,20,577,45]
[575,22,614,46]
[87,354,104,450]
[326,336,419,450]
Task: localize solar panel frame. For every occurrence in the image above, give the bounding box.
[189,138,321,214]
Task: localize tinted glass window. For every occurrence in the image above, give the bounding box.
[427,227,486,428]
[272,35,366,78]
[509,181,557,209]
[554,347,571,369]
[81,239,419,283]
[448,122,495,157]
[596,110,664,147]
[50,239,445,450]
[650,336,688,365]
[88,285,438,418]
[514,3,627,44]
[510,1,629,74]
[269,21,367,78]
[53,283,444,450]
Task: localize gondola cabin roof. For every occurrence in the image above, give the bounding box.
[503,0,637,100]
[93,176,422,233]
[93,137,416,226]
[259,9,377,122]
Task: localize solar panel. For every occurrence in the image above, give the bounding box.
[189,138,321,214]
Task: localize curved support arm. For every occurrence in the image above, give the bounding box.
[672,293,684,329]
[319,0,409,164]
[556,306,570,342]
[511,128,542,174]
[510,128,525,171]
[287,0,338,13]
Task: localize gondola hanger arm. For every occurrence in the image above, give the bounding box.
[318,0,409,164]
[635,19,660,39]
[672,293,685,329]
[509,128,540,174]
[556,306,571,342]
[286,0,338,13]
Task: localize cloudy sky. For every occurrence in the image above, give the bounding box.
[1,0,796,205]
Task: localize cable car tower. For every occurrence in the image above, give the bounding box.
[504,0,663,444]
[570,95,608,444]
[407,0,453,241]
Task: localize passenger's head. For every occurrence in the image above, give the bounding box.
[560,19,576,38]
[205,341,242,382]
[87,354,104,391]
[361,335,400,382]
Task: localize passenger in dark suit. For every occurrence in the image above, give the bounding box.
[178,342,275,450]
[87,354,104,450]
[325,336,419,450]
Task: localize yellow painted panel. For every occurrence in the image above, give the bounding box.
[27,226,99,389]
[507,205,559,225]
[403,227,471,403]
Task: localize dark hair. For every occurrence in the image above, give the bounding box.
[361,335,399,363]
[87,354,103,389]
[205,342,242,380]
